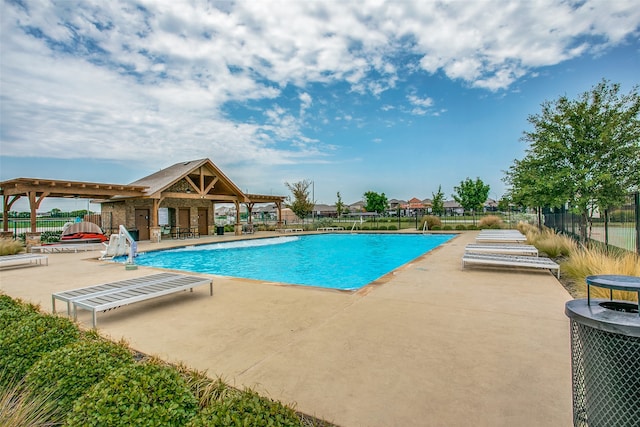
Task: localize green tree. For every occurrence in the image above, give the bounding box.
[363,191,389,214]
[431,185,445,216]
[285,180,314,221]
[335,192,345,218]
[452,178,490,213]
[504,80,640,242]
[497,196,511,212]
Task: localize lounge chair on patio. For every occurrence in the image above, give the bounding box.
[462,253,559,278]
[475,231,527,243]
[0,253,48,269]
[465,244,538,257]
[52,272,212,328]
[52,272,179,315]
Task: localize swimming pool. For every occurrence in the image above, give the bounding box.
[131,233,455,290]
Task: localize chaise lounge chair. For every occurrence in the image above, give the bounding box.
[475,231,527,243]
[53,272,213,328]
[0,253,48,269]
[462,253,559,278]
[464,244,539,257]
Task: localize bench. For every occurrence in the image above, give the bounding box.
[52,273,212,328]
[462,253,560,278]
[52,272,180,315]
[31,243,104,253]
[0,253,48,269]
[464,244,539,257]
[275,228,304,233]
[317,227,345,231]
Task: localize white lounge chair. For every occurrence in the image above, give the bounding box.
[52,272,179,315]
[476,231,527,243]
[71,273,213,328]
[0,253,48,269]
[465,244,538,257]
[462,253,559,278]
[31,243,103,253]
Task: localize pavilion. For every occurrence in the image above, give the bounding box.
[0,158,285,241]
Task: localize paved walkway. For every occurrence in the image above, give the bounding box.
[0,231,573,426]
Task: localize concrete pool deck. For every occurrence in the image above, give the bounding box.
[0,231,573,426]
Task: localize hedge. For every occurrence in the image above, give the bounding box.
[186,389,302,427]
[25,332,135,415]
[0,310,80,386]
[66,361,198,426]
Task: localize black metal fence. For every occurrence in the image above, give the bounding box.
[4,213,112,237]
[544,193,640,254]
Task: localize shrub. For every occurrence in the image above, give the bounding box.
[387,224,398,230]
[455,224,467,230]
[431,225,441,230]
[66,361,198,427]
[25,333,134,415]
[466,225,479,230]
[420,215,442,230]
[186,388,302,427]
[0,238,24,255]
[442,225,453,230]
[478,215,503,229]
[562,246,640,300]
[174,365,233,409]
[39,231,61,243]
[0,312,80,386]
[377,225,388,230]
[0,295,40,330]
[534,231,576,258]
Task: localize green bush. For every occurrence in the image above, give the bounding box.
[431,225,441,230]
[455,224,467,230]
[466,225,479,230]
[0,312,79,386]
[66,361,198,427]
[442,225,453,230]
[186,389,302,427]
[0,295,40,330]
[25,333,134,415]
[387,225,398,230]
[377,225,387,230]
[39,231,62,243]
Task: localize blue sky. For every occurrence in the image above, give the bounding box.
[1,0,639,212]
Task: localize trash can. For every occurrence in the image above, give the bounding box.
[216,226,225,236]
[129,229,139,241]
[565,275,640,427]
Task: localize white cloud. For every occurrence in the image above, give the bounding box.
[1,0,638,171]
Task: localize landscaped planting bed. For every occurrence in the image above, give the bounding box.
[0,295,333,427]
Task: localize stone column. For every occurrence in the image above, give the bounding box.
[150,226,161,243]
[25,232,41,251]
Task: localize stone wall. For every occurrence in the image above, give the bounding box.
[100,198,215,236]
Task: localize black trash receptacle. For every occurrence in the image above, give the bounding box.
[216,226,225,236]
[129,229,139,241]
[566,275,640,427]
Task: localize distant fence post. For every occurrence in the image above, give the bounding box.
[635,192,640,255]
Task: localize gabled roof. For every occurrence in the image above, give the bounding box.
[130,158,248,202]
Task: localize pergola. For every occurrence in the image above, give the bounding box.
[1,173,287,235]
[0,178,148,233]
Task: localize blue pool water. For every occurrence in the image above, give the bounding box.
[131,233,455,290]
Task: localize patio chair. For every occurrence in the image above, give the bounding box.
[462,253,559,278]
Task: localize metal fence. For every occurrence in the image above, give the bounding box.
[4,213,111,237]
[544,193,640,255]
